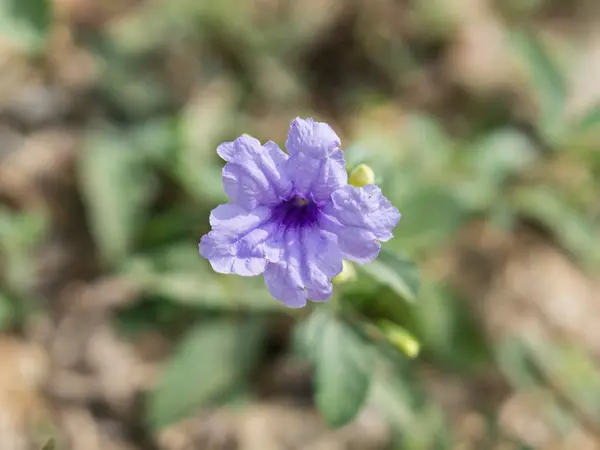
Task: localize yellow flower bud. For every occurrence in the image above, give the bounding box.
[379,321,420,358]
[332,260,356,285]
[348,164,375,187]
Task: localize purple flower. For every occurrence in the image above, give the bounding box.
[199,118,401,308]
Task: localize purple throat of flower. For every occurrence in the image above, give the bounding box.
[271,195,320,230]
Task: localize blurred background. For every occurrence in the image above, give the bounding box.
[1,0,600,449]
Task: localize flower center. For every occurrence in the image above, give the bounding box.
[272,196,319,230]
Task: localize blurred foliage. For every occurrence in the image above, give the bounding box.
[147,317,268,429]
[296,307,374,427]
[0,0,52,52]
[1,0,600,448]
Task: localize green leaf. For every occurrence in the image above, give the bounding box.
[573,103,600,134]
[345,117,404,173]
[371,350,454,448]
[147,318,266,429]
[0,209,46,294]
[297,310,373,427]
[79,126,153,266]
[359,248,420,303]
[471,129,537,181]
[411,282,456,357]
[175,80,237,203]
[100,63,172,119]
[128,117,178,167]
[0,0,52,52]
[317,320,372,427]
[293,307,331,359]
[142,272,282,311]
[403,114,453,171]
[525,338,600,422]
[458,129,537,211]
[122,245,283,311]
[370,372,415,430]
[392,186,467,253]
[0,293,17,331]
[511,186,599,267]
[509,30,566,141]
[40,439,55,450]
[495,336,541,388]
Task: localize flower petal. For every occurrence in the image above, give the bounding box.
[286,117,341,158]
[263,227,343,307]
[286,150,347,203]
[320,185,401,263]
[217,136,292,209]
[199,203,278,276]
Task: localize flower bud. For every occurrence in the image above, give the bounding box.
[332,260,356,285]
[378,321,420,358]
[349,164,375,187]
